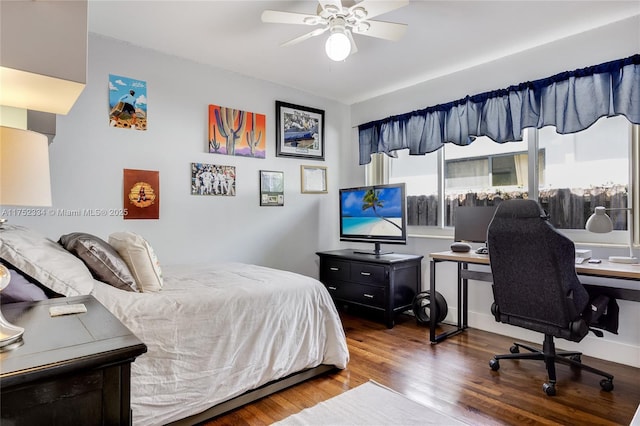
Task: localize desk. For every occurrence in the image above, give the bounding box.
[429,251,640,344]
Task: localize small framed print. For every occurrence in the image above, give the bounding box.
[260,170,284,206]
[300,165,327,194]
[276,101,325,160]
[123,169,159,220]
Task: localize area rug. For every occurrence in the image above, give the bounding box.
[273,380,469,425]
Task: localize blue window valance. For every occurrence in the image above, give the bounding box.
[358,54,640,165]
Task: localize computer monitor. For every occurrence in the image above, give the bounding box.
[454,205,498,244]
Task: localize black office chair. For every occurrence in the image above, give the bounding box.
[486,199,614,396]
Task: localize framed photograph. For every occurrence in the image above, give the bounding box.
[300,165,327,194]
[260,170,284,206]
[276,101,325,160]
[191,163,236,196]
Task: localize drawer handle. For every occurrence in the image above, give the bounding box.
[328,286,337,290]
[330,267,340,271]
[360,272,371,276]
[363,293,374,298]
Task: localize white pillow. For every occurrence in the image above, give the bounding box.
[0,225,94,296]
[108,232,163,292]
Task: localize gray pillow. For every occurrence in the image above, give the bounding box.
[59,233,138,292]
[0,225,94,297]
[0,265,48,304]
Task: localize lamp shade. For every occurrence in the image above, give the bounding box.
[585,206,613,233]
[0,126,52,206]
[0,67,85,115]
[0,0,87,115]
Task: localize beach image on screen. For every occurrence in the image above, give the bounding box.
[341,187,403,237]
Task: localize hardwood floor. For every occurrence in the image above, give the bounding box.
[204,310,640,425]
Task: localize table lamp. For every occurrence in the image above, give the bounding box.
[585,206,638,264]
[0,125,52,350]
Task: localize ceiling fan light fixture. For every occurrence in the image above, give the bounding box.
[325,17,351,61]
[325,30,351,61]
[262,0,408,59]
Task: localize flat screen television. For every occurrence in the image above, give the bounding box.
[339,183,407,255]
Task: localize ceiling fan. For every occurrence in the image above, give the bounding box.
[261,0,409,61]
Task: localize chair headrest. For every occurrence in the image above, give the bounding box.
[493,199,547,220]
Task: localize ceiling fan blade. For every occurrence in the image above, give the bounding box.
[261,10,322,26]
[353,20,407,41]
[350,0,409,20]
[280,27,328,48]
[318,0,343,14]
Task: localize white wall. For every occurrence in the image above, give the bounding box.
[9,33,359,279]
[351,16,640,367]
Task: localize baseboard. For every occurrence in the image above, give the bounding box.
[440,308,639,367]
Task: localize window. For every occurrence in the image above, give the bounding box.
[445,148,546,191]
[376,117,637,245]
[538,116,632,244]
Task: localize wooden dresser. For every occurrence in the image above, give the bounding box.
[317,249,423,328]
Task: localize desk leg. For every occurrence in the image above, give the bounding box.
[462,263,468,329]
[429,259,437,343]
[457,262,463,329]
[429,259,466,344]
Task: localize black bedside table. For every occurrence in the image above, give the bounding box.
[0,295,147,426]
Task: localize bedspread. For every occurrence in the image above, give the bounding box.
[92,262,349,425]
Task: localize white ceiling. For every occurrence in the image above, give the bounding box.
[88,0,640,105]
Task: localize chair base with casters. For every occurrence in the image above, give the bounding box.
[489,334,614,396]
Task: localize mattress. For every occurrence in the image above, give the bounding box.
[92,262,349,425]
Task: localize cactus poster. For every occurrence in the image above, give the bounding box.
[208,104,266,158]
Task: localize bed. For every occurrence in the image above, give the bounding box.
[0,226,350,425]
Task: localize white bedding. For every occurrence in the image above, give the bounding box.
[92,262,349,426]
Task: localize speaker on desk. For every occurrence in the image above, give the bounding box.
[450,242,471,252]
[413,291,448,325]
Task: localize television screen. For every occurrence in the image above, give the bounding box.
[454,205,498,244]
[339,183,407,254]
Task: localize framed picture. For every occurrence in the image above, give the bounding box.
[191,163,236,196]
[260,170,284,206]
[123,169,159,219]
[300,165,327,194]
[109,74,147,131]
[208,104,266,158]
[276,101,325,160]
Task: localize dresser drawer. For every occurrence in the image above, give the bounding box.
[322,259,350,281]
[350,263,387,286]
[325,282,385,309]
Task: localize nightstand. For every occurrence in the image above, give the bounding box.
[0,295,147,426]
